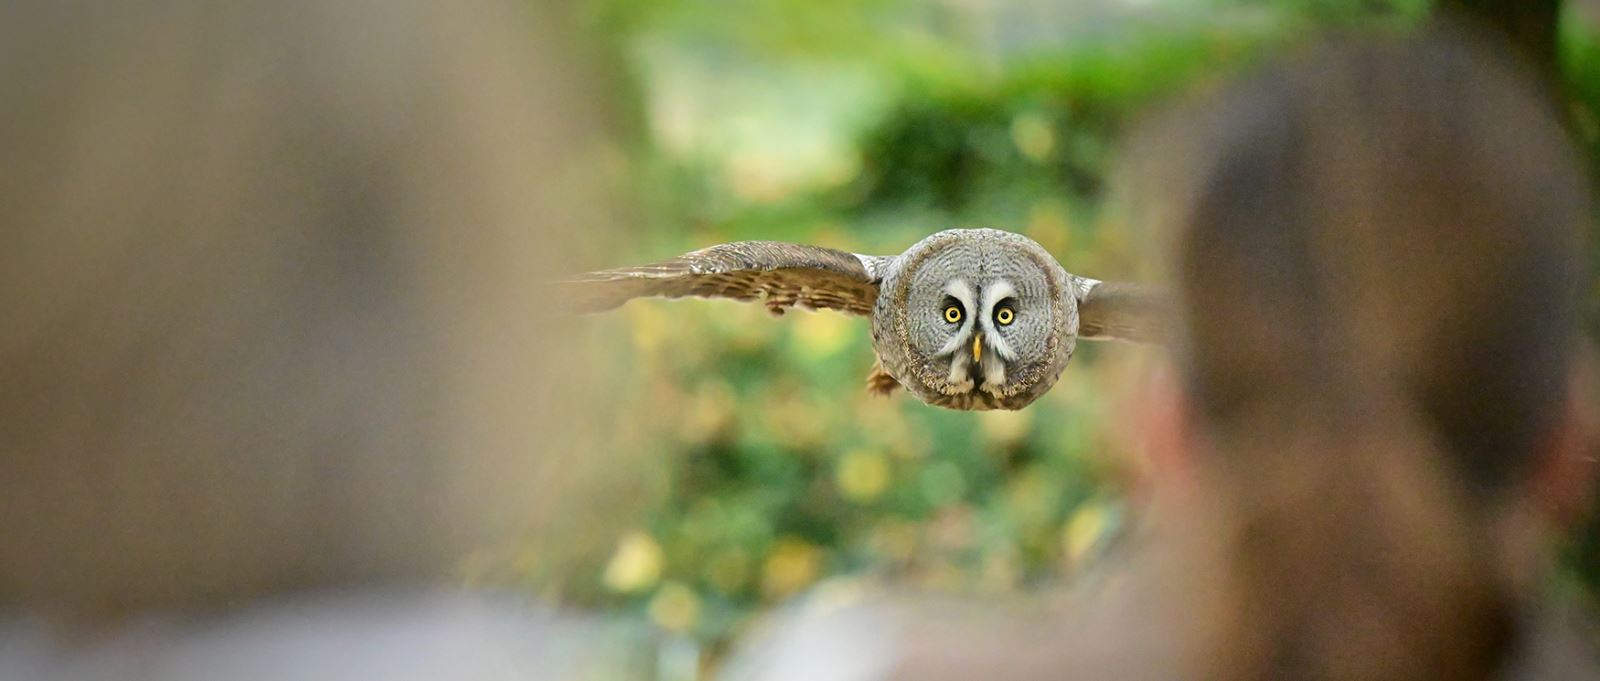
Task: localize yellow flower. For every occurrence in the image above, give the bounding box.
[1026,199,1072,257]
[1064,503,1108,563]
[679,381,735,444]
[649,581,702,632]
[978,409,1032,447]
[834,450,891,503]
[602,531,663,593]
[1011,112,1056,163]
[793,311,850,360]
[763,538,822,600]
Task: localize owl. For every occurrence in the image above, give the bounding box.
[568,228,1163,410]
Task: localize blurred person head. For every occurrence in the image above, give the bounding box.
[0,0,636,619]
[1119,23,1598,681]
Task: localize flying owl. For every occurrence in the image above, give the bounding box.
[568,228,1164,410]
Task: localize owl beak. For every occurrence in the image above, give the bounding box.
[972,332,984,364]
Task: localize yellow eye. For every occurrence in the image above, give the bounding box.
[943,305,963,324]
[995,307,1015,325]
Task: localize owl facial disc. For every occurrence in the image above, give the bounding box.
[932,278,1018,398]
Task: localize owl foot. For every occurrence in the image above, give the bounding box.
[940,378,976,395]
[865,365,902,397]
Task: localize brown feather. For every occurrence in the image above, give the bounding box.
[1078,281,1169,343]
[563,241,887,316]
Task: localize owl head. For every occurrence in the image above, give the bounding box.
[872,228,1078,410]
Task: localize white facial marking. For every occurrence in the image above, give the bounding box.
[980,279,1019,363]
[980,280,1016,313]
[936,278,977,357]
[945,279,977,311]
[937,277,1028,397]
[936,278,979,392]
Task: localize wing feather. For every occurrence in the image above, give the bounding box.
[1076,278,1169,343]
[565,241,890,316]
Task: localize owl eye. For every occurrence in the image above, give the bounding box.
[994,305,1015,326]
[943,304,963,324]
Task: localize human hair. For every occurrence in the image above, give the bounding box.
[1138,25,1591,681]
[0,0,627,614]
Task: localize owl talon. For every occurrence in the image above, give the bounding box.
[866,375,900,397]
[865,362,902,397]
[941,378,975,395]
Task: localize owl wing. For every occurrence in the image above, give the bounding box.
[564,241,892,316]
[1075,278,1168,343]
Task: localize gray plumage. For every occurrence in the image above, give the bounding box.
[566,228,1162,411]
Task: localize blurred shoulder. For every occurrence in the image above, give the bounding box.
[1497,597,1600,681]
[716,582,904,681]
[719,563,1185,681]
[2,590,652,681]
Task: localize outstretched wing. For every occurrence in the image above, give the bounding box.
[1075,278,1168,343]
[565,241,892,316]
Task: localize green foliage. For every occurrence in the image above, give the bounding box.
[1215,0,1431,25]
[540,0,1600,660]
[853,30,1271,214]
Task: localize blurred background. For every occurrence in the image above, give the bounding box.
[4,1,1598,680]
[532,0,1600,676]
